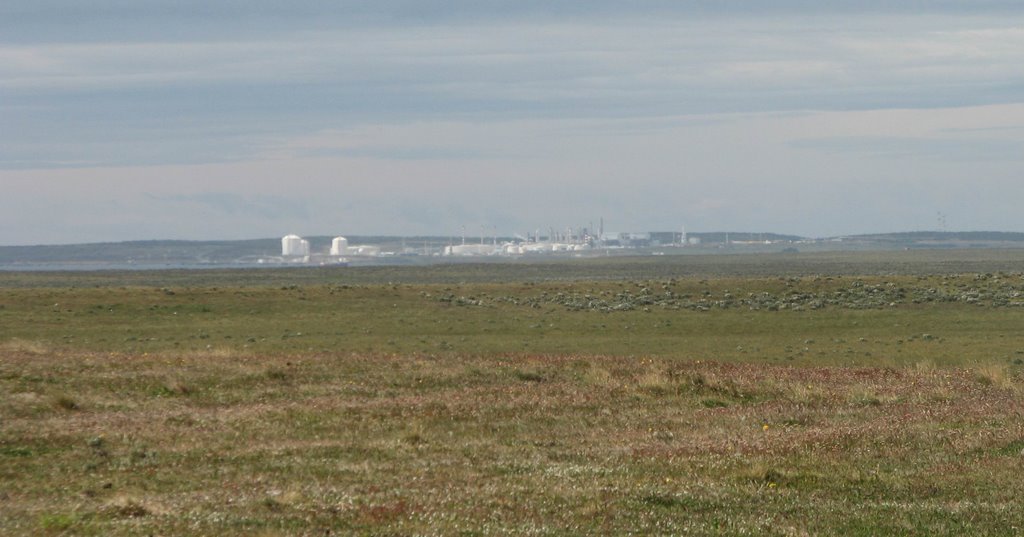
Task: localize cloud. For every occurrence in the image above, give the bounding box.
[2,4,1024,243]
[147,192,309,220]
[3,11,1023,169]
[4,2,1023,30]
[789,136,1024,161]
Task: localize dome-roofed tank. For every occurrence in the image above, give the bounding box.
[282,234,306,256]
[330,236,349,256]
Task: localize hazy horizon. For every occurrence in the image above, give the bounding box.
[3,2,1023,246]
[8,228,1024,250]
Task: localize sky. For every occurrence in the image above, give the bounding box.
[2,1,1023,245]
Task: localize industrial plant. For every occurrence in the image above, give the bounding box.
[270,223,741,265]
[440,225,705,257]
[277,234,380,264]
[1,226,889,270]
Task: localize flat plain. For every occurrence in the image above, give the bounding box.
[4,250,1024,535]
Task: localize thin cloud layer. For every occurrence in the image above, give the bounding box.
[1,2,1023,243]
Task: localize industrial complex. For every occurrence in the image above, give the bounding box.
[275,225,745,265]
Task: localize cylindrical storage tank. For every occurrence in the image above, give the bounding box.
[330,237,349,256]
[282,234,304,256]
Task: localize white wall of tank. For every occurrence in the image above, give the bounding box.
[330,237,349,256]
[281,234,309,257]
[328,237,382,257]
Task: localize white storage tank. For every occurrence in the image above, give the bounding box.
[522,243,550,253]
[330,236,349,256]
[282,234,305,256]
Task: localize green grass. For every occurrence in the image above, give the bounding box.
[2,274,1024,366]
[3,265,1024,534]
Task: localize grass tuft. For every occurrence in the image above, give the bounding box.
[264,367,289,381]
[700,398,729,408]
[513,369,544,382]
[848,385,898,406]
[639,493,689,509]
[2,338,50,355]
[735,463,788,487]
[785,383,826,404]
[685,371,763,401]
[104,496,151,518]
[52,395,80,411]
[403,422,428,445]
[913,359,937,375]
[637,367,671,394]
[162,377,193,396]
[262,497,284,512]
[581,365,615,387]
[974,363,1014,389]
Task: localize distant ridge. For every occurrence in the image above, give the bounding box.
[842,231,1024,242]
[686,232,805,243]
[0,237,450,265]
[0,239,280,264]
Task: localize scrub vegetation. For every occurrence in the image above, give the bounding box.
[4,255,1024,535]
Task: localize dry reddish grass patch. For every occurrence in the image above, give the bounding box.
[0,338,51,355]
[3,350,1024,535]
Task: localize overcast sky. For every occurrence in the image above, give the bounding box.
[2,1,1023,245]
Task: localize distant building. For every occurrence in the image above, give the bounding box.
[444,244,498,256]
[600,232,651,247]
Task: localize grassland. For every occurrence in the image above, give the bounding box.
[4,255,1024,535]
